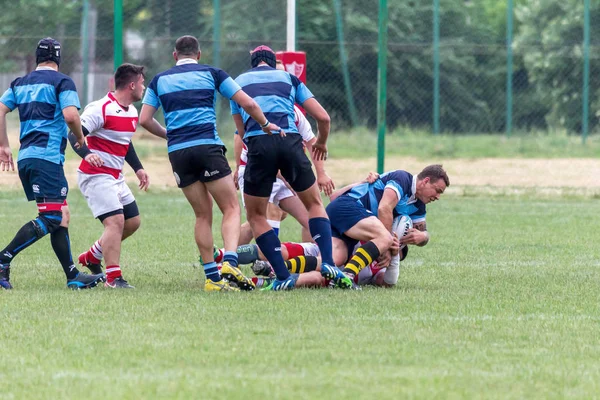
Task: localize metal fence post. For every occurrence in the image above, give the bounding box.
[113,0,123,71]
[506,0,513,137]
[583,0,590,143]
[81,0,89,106]
[377,0,388,174]
[433,0,440,135]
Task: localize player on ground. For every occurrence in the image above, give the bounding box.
[231,45,351,291]
[139,35,282,292]
[327,165,450,282]
[0,38,105,289]
[68,63,149,289]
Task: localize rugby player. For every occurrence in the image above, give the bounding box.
[231,45,351,290]
[0,38,105,289]
[139,36,281,292]
[69,64,148,289]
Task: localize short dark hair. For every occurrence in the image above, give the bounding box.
[175,35,200,56]
[417,164,450,187]
[114,63,145,90]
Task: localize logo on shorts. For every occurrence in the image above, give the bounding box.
[205,170,220,177]
[3,251,12,259]
[173,172,181,185]
[366,210,373,214]
[61,187,67,196]
[32,184,40,193]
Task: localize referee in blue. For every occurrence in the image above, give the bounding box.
[0,38,106,289]
[140,35,281,292]
[231,45,353,290]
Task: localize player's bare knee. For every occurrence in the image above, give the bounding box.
[103,214,125,232]
[60,206,70,227]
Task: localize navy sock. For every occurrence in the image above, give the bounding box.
[237,244,259,264]
[255,230,290,280]
[50,227,79,280]
[308,217,335,266]
[223,251,239,268]
[203,261,221,282]
[0,220,44,265]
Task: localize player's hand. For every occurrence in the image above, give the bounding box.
[233,167,240,190]
[317,173,335,197]
[84,153,104,168]
[312,141,328,161]
[399,228,425,246]
[365,172,380,184]
[390,233,400,256]
[136,169,150,191]
[263,122,286,137]
[0,146,15,172]
[377,250,392,268]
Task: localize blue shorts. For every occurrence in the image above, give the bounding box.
[18,158,68,201]
[326,195,373,261]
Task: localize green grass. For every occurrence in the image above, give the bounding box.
[2,188,600,399]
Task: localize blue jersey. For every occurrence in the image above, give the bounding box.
[0,68,80,165]
[142,61,241,153]
[230,65,313,138]
[345,170,426,223]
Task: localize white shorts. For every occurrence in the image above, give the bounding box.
[238,166,295,207]
[299,242,320,258]
[78,172,135,218]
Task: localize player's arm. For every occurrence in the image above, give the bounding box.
[329,172,380,202]
[139,105,167,139]
[230,91,282,135]
[301,98,330,162]
[62,106,85,149]
[401,220,430,247]
[0,101,14,171]
[125,143,149,191]
[233,130,243,189]
[377,188,399,232]
[305,137,335,196]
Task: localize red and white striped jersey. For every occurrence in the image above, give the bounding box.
[78,92,138,178]
[239,105,314,166]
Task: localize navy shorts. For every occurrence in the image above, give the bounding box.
[18,158,68,201]
[244,134,315,197]
[168,145,231,188]
[326,195,374,260]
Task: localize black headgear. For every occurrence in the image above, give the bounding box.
[250,45,276,68]
[36,37,61,66]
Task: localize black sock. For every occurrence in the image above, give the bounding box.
[255,230,290,280]
[343,241,380,276]
[0,221,44,265]
[50,227,79,280]
[285,256,318,274]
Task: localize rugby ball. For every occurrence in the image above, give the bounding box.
[392,215,413,249]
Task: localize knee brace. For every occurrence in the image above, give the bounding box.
[33,211,63,237]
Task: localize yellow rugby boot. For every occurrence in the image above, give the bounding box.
[204,278,240,292]
[220,261,256,291]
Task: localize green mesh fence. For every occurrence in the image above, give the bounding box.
[0,0,599,136]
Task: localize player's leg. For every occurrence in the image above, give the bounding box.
[239,221,254,245]
[98,212,129,288]
[342,216,393,278]
[0,160,103,289]
[278,194,312,242]
[266,201,284,237]
[169,146,239,291]
[244,135,295,289]
[278,134,350,286]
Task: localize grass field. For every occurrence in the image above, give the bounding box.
[2,186,600,399]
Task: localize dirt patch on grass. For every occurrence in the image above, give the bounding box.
[2,130,599,196]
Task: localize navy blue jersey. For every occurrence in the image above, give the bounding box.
[0,68,80,165]
[142,60,241,153]
[345,170,426,222]
[230,65,313,138]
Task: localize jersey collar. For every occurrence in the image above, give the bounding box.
[35,66,55,71]
[407,175,417,204]
[176,58,198,66]
[107,92,129,111]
